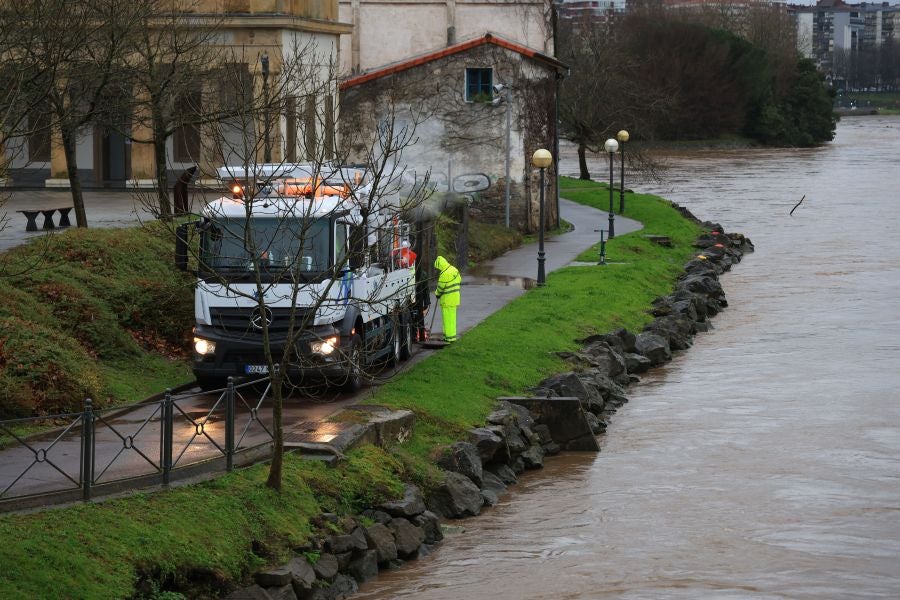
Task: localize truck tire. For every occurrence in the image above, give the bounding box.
[399,309,413,362]
[388,318,402,366]
[343,334,365,393]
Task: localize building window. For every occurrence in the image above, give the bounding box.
[325,94,334,159]
[28,107,51,162]
[465,68,493,102]
[304,95,317,160]
[285,96,297,162]
[173,92,201,163]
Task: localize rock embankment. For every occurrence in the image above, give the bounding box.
[533,220,753,434]
[226,217,752,600]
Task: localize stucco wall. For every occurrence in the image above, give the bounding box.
[191,0,340,22]
[338,0,549,74]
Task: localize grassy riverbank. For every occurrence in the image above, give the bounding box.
[0,180,704,598]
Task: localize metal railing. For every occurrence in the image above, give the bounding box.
[0,378,275,509]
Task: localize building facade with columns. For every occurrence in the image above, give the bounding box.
[5,0,351,189]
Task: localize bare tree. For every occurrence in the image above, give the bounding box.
[13,0,144,228]
[557,13,673,179]
[111,0,227,219]
[158,41,431,491]
[0,3,70,234]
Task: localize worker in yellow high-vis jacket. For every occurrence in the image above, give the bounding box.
[434,255,461,343]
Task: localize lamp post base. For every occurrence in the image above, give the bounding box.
[537,252,546,286]
[598,229,607,265]
[608,213,615,239]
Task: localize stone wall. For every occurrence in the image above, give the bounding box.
[340,42,559,233]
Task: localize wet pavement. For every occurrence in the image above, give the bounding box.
[1,189,158,251]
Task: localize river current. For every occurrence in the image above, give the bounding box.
[356,117,900,599]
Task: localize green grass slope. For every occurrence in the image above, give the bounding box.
[0,225,193,418]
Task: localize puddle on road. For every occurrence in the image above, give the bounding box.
[464,274,537,289]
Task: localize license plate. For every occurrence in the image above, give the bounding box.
[245,364,269,375]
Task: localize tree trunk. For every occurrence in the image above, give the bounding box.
[578,142,591,180]
[61,127,88,228]
[153,116,172,220]
[265,373,284,491]
[154,138,171,220]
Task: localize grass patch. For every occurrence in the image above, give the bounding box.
[436,214,522,265]
[845,91,900,111]
[0,225,194,419]
[0,447,405,599]
[0,178,705,598]
[370,179,701,436]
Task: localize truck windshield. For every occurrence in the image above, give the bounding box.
[200,217,331,276]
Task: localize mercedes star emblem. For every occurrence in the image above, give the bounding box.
[250,306,274,329]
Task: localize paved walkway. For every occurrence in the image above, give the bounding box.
[434,198,642,339]
[1,189,156,251]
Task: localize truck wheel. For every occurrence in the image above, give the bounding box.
[388,319,402,366]
[399,309,413,362]
[343,334,365,393]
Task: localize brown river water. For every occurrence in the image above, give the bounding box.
[356,117,900,599]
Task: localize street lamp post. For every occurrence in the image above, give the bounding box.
[261,53,271,164]
[604,138,618,238]
[493,83,512,228]
[598,229,607,265]
[617,129,629,214]
[532,148,553,286]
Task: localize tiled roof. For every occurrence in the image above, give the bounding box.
[340,32,566,90]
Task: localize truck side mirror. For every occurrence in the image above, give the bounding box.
[175,223,192,271]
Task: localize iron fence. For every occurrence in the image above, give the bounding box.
[0,378,275,509]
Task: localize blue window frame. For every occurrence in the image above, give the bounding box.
[465,68,493,102]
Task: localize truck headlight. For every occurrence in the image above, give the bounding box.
[194,337,216,355]
[311,336,339,355]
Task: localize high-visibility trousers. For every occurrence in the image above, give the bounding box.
[441,304,457,342]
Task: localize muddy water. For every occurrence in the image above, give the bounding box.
[356,117,900,599]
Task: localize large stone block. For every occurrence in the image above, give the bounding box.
[436,441,483,487]
[427,472,483,519]
[388,517,426,557]
[380,484,426,518]
[364,523,398,563]
[503,396,599,452]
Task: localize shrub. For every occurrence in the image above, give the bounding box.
[0,316,105,417]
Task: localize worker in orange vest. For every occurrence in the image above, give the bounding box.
[392,240,417,268]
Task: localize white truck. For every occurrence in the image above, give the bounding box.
[175,164,416,391]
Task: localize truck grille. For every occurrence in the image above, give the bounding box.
[209,307,312,336]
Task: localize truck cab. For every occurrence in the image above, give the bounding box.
[176,164,416,391]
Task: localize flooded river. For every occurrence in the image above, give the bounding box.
[356,117,900,599]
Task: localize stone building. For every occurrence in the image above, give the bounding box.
[340,33,565,232]
[5,0,351,188]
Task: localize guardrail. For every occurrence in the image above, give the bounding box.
[0,378,275,510]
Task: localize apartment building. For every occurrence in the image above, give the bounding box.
[794,0,899,73]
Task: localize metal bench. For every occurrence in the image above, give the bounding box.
[17,207,72,231]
